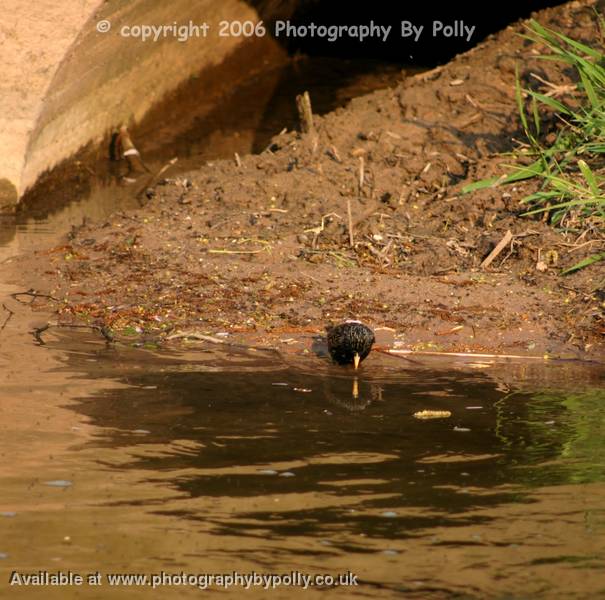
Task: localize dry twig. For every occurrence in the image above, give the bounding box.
[296,91,315,134]
[480,230,513,269]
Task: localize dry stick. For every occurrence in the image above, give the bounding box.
[166,332,227,344]
[117,125,177,203]
[32,322,115,346]
[135,157,179,203]
[0,303,14,335]
[150,157,178,182]
[388,349,549,361]
[301,272,322,284]
[347,156,366,249]
[567,239,604,253]
[207,249,264,255]
[373,347,423,365]
[327,145,342,163]
[358,156,365,192]
[10,290,58,303]
[346,197,354,248]
[32,324,50,345]
[261,129,287,154]
[164,331,280,357]
[480,230,513,269]
[296,91,315,134]
[117,125,149,175]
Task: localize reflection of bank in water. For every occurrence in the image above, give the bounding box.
[493,386,605,485]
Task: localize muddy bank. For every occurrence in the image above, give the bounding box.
[10,0,604,361]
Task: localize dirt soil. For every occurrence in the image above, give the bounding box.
[12,0,605,362]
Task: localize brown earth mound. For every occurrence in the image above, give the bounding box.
[13,0,604,361]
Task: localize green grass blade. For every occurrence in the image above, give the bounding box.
[550,28,604,60]
[574,55,605,87]
[506,161,546,179]
[515,66,530,138]
[532,95,541,136]
[523,197,605,215]
[577,159,601,196]
[467,21,605,239]
[584,144,605,153]
[561,253,605,275]
[520,190,563,204]
[460,160,549,194]
[460,178,499,193]
[528,20,562,49]
[529,54,576,65]
[526,90,572,115]
[529,20,603,60]
[578,70,600,109]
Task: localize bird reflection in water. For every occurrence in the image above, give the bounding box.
[321,375,384,412]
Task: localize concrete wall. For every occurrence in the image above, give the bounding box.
[0,0,298,211]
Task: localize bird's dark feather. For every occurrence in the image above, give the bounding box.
[326,322,375,366]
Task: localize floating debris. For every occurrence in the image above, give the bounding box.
[43,480,72,488]
[465,406,483,410]
[413,410,452,419]
[271,382,289,386]
[381,511,398,518]
[258,469,278,476]
[453,426,471,432]
[0,512,16,518]
[293,387,312,393]
[279,471,296,477]
[0,553,7,559]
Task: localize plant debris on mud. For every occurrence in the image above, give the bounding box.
[13,0,604,360]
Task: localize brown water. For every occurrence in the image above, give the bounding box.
[0,318,604,598]
[1,54,605,599]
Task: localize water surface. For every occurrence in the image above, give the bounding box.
[0,326,603,598]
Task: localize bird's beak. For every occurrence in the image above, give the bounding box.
[353,353,360,370]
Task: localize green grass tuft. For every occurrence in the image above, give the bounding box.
[462,18,605,273]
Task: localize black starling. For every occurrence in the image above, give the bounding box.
[326,320,375,369]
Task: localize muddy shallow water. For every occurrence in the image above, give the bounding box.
[0,314,603,598]
[1,9,604,595]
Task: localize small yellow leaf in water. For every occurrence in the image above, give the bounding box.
[413,410,452,420]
